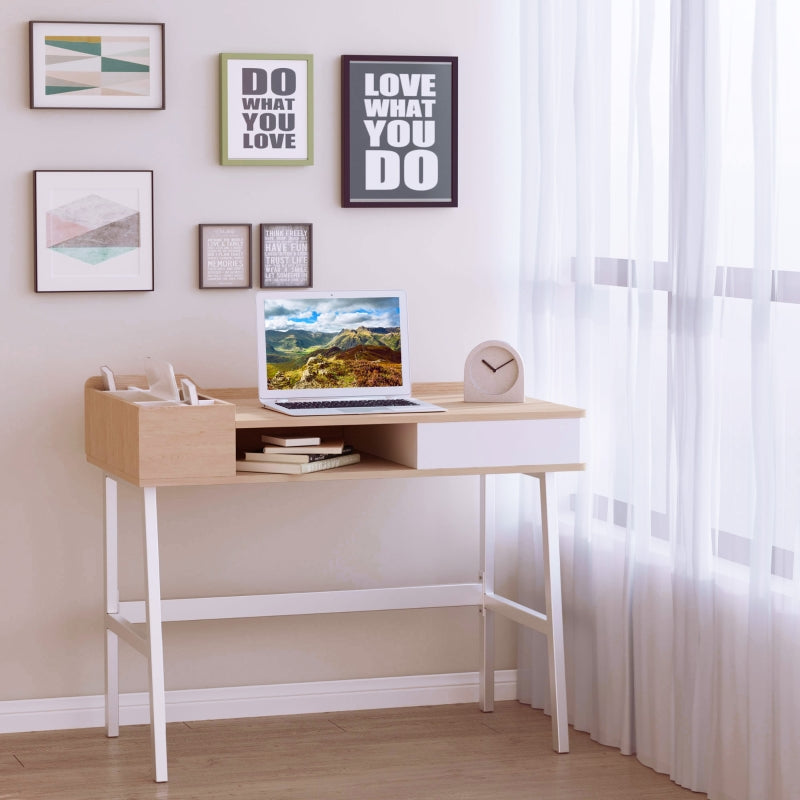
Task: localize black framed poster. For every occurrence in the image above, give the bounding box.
[341,55,458,208]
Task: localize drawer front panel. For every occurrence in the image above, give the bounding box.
[415,419,582,470]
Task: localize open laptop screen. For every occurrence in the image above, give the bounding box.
[256,290,413,401]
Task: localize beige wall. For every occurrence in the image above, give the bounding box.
[0,0,523,706]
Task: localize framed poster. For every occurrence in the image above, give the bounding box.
[199,224,252,288]
[341,55,458,208]
[220,53,313,166]
[29,21,165,109]
[260,223,312,288]
[34,170,154,292]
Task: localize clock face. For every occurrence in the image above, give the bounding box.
[468,344,520,395]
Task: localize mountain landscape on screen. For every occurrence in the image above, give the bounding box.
[266,325,402,389]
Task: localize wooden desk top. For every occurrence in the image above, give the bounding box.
[202,382,586,429]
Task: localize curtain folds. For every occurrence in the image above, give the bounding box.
[515,2,800,799]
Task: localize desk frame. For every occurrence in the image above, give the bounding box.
[89,381,581,783]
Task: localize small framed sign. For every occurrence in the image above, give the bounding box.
[199,224,252,288]
[34,170,154,292]
[260,223,312,288]
[341,55,458,207]
[29,21,165,110]
[220,53,313,166]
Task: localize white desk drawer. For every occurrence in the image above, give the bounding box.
[351,419,582,471]
[416,419,581,469]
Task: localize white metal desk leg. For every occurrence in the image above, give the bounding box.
[479,474,496,712]
[103,476,119,738]
[538,472,569,752]
[142,487,168,783]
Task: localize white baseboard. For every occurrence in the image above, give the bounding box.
[0,670,517,734]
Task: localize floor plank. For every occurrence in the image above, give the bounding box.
[0,702,702,799]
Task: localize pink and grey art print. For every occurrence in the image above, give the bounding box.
[34,171,154,292]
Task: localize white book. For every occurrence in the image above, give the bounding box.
[261,432,322,447]
[260,437,346,455]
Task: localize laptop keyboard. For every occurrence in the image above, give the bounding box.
[276,398,419,410]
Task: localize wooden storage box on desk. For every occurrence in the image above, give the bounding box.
[84,376,236,486]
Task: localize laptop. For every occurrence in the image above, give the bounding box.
[255,290,445,416]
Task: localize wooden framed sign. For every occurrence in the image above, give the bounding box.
[341,55,458,207]
[199,224,252,288]
[260,223,312,287]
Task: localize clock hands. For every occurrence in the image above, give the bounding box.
[482,357,515,373]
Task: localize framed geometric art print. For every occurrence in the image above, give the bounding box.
[29,21,165,110]
[33,170,154,292]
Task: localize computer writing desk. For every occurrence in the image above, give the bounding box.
[84,377,585,783]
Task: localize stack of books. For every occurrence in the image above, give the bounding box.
[236,431,360,474]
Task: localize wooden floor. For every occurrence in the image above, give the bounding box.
[0,702,702,800]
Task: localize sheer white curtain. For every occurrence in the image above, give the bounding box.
[515,2,800,798]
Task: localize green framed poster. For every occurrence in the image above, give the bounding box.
[220,53,313,166]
